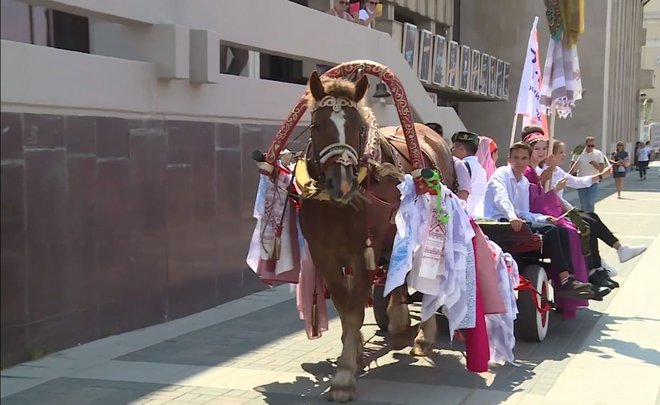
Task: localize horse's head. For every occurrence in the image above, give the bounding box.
[307,71,370,204]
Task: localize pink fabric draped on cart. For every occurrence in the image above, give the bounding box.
[296,244,329,339]
[524,167,589,320]
[465,236,491,373]
[471,222,506,315]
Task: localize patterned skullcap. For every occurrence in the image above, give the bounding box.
[451,131,480,149]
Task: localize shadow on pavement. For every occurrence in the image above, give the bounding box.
[581,315,660,367]
[253,306,603,404]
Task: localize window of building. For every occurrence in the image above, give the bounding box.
[260,54,307,85]
[1,0,89,53]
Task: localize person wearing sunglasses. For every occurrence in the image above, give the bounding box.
[569,136,605,213]
[357,0,379,28]
[326,0,355,21]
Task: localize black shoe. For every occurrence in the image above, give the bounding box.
[589,269,619,289]
[590,285,612,301]
[558,277,594,299]
[605,274,620,289]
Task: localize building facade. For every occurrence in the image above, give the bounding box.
[641,0,660,142]
[458,0,646,158]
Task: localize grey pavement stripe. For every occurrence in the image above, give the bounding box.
[596,211,660,217]
[0,284,294,398]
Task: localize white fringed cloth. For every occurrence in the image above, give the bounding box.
[539,38,583,118]
[246,166,329,339]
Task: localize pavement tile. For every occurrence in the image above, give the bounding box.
[459,388,518,405]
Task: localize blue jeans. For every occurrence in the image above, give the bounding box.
[577,183,599,213]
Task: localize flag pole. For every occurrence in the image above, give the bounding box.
[548,100,556,151]
[510,114,519,146]
[544,101,556,192]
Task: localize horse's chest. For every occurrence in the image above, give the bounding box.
[299,202,365,246]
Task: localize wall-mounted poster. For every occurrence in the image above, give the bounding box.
[470,49,480,94]
[488,55,497,97]
[447,40,459,89]
[432,35,446,87]
[459,45,470,92]
[503,62,511,100]
[418,29,433,83]
[402,23,418,69]
[479,53,489,95]
[496,59,504,98]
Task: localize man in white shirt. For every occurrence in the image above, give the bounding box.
[451,131,486,218]
[637,141,651,180]
[483,142,593,299]
[570,137,605,212]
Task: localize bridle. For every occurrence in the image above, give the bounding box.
[309,95,367,178]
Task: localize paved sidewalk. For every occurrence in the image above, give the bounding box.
[2,163,659,405]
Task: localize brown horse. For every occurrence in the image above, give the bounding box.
[298,71,454,402]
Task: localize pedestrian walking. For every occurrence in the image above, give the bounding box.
[637,141,651,180]
[570,136,605,212]
[610,141,629,198]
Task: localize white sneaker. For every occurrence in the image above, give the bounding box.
[617,245,647,263]
[600,259,617,277]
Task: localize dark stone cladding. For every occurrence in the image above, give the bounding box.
[0,112,303,368]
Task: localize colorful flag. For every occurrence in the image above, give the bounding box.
[514,17,549,136]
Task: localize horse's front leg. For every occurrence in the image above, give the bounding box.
[324,258,369,402]
[386,286,411,350]
[411,313,437,356]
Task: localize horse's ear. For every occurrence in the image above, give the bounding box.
[308,70,326,101]
[353,74,369,102]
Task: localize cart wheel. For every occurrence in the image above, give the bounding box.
[372,285,389,331]
[515,264,550,342]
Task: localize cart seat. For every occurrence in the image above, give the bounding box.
[476,221,543,255]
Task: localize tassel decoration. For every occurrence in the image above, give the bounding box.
[346,274,354,291]
[364,237,376,272]
[311,294,319,337]
[271,225,282,260]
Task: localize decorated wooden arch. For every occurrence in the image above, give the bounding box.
[258,60,429,195]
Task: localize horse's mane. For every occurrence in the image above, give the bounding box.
[306,76,369,118]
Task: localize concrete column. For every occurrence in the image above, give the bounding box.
[189,29,220,83]
[248,50,260,79]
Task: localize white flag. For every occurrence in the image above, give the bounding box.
[515,17,546,131]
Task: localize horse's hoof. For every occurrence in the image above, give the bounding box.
[327,388,356,402]
[410,342,433,357]
[328,370,357,402]
[390,333,410,350]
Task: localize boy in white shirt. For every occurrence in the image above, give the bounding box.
[451,131,487,218]
[483,142,593,299]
